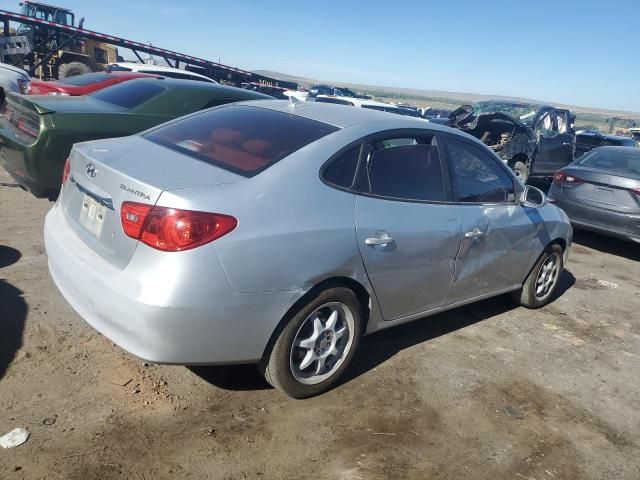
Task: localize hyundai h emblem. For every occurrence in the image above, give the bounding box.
[86,163,97,178]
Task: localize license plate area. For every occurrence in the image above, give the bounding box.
[79,194,107,236]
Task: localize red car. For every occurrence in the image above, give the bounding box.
[29,71,161,96]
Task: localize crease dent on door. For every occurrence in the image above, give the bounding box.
[355,195,461,321]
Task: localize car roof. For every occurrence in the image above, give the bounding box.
[107,71,161,78]
[110,63,216,82]
[587,146,640,154]
[0,61,29,77]
[120,77,270,98]
[239,99,456,131]
[576,131,633,141]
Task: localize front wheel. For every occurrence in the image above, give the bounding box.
[261,287,362,398]
[512,244,563,308]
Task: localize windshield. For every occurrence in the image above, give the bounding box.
[90,80,165,110]
[577,149,640,176]
[20,4,73,25]
[473,102,540,126]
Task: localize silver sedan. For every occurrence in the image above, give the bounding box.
[548,146,640,243]
[45,100,572,398]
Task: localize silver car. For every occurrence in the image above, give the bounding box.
[45,100,572,398]
[548,146,640,243]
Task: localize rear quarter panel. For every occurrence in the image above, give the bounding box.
[158,126,373,294]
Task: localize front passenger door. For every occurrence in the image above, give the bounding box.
[443,136,539,305]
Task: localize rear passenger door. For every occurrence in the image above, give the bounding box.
[354,132,462,320]
[441,136,539,305]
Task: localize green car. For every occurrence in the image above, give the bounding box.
[0,78,271,199]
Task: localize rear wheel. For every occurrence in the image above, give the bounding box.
[512,244,563,308]
[58,61,91,79]
[261,287,362,398]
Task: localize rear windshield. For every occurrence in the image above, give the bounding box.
[145,105,338,177]
[90,80,165,109]
[577,149,640,176]
[59,72,111,86]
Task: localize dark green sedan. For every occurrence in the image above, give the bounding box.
[0,78,271,198]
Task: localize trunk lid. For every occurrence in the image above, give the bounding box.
[59,135,244,268]
[23,94,125,114]
[559,166,640,214]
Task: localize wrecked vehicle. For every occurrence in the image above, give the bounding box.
[448,101,575,182]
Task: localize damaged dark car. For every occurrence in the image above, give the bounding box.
[447,101,575,183]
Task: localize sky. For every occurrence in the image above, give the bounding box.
[2,0,639,112]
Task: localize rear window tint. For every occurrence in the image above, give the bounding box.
[90,80,165,109]
[577,149,640,176]
[144,105,338,177]
[59,72,110,86]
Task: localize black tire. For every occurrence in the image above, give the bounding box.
[261,286,362,399]
[512,244,563,308]
[513,161,529,183]
[58,62,91,79]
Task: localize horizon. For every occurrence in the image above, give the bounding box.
[2,0,638,112]
[253,69,640,117]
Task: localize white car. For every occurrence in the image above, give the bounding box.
[283,89,309,102]
[0,61,31,100]
[106,63,218,84]
[315,95,428,120]
[314,95,399,112]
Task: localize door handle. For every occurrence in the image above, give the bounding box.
[365,232,394,246]
[464,228,485,239]
[562,142,573,146]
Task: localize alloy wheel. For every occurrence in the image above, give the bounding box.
[289,302,354,385]
[535,252,560,300]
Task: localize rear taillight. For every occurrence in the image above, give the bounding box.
[631,188,640,199]
[120,202,237,252]
[16,117,39,138]
[61,158,71,187]
[553,171,583,184]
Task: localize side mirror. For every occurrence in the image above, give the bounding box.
[521,185,547,207]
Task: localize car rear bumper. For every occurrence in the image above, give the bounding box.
[44,203,298,365]
[550,195,640,243]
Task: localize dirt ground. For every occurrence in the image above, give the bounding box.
[1,168,639,480]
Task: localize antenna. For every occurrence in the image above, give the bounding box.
[288,96,304,108]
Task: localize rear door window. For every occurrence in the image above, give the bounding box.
[363,134,447,202]
[145,105,338,177]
